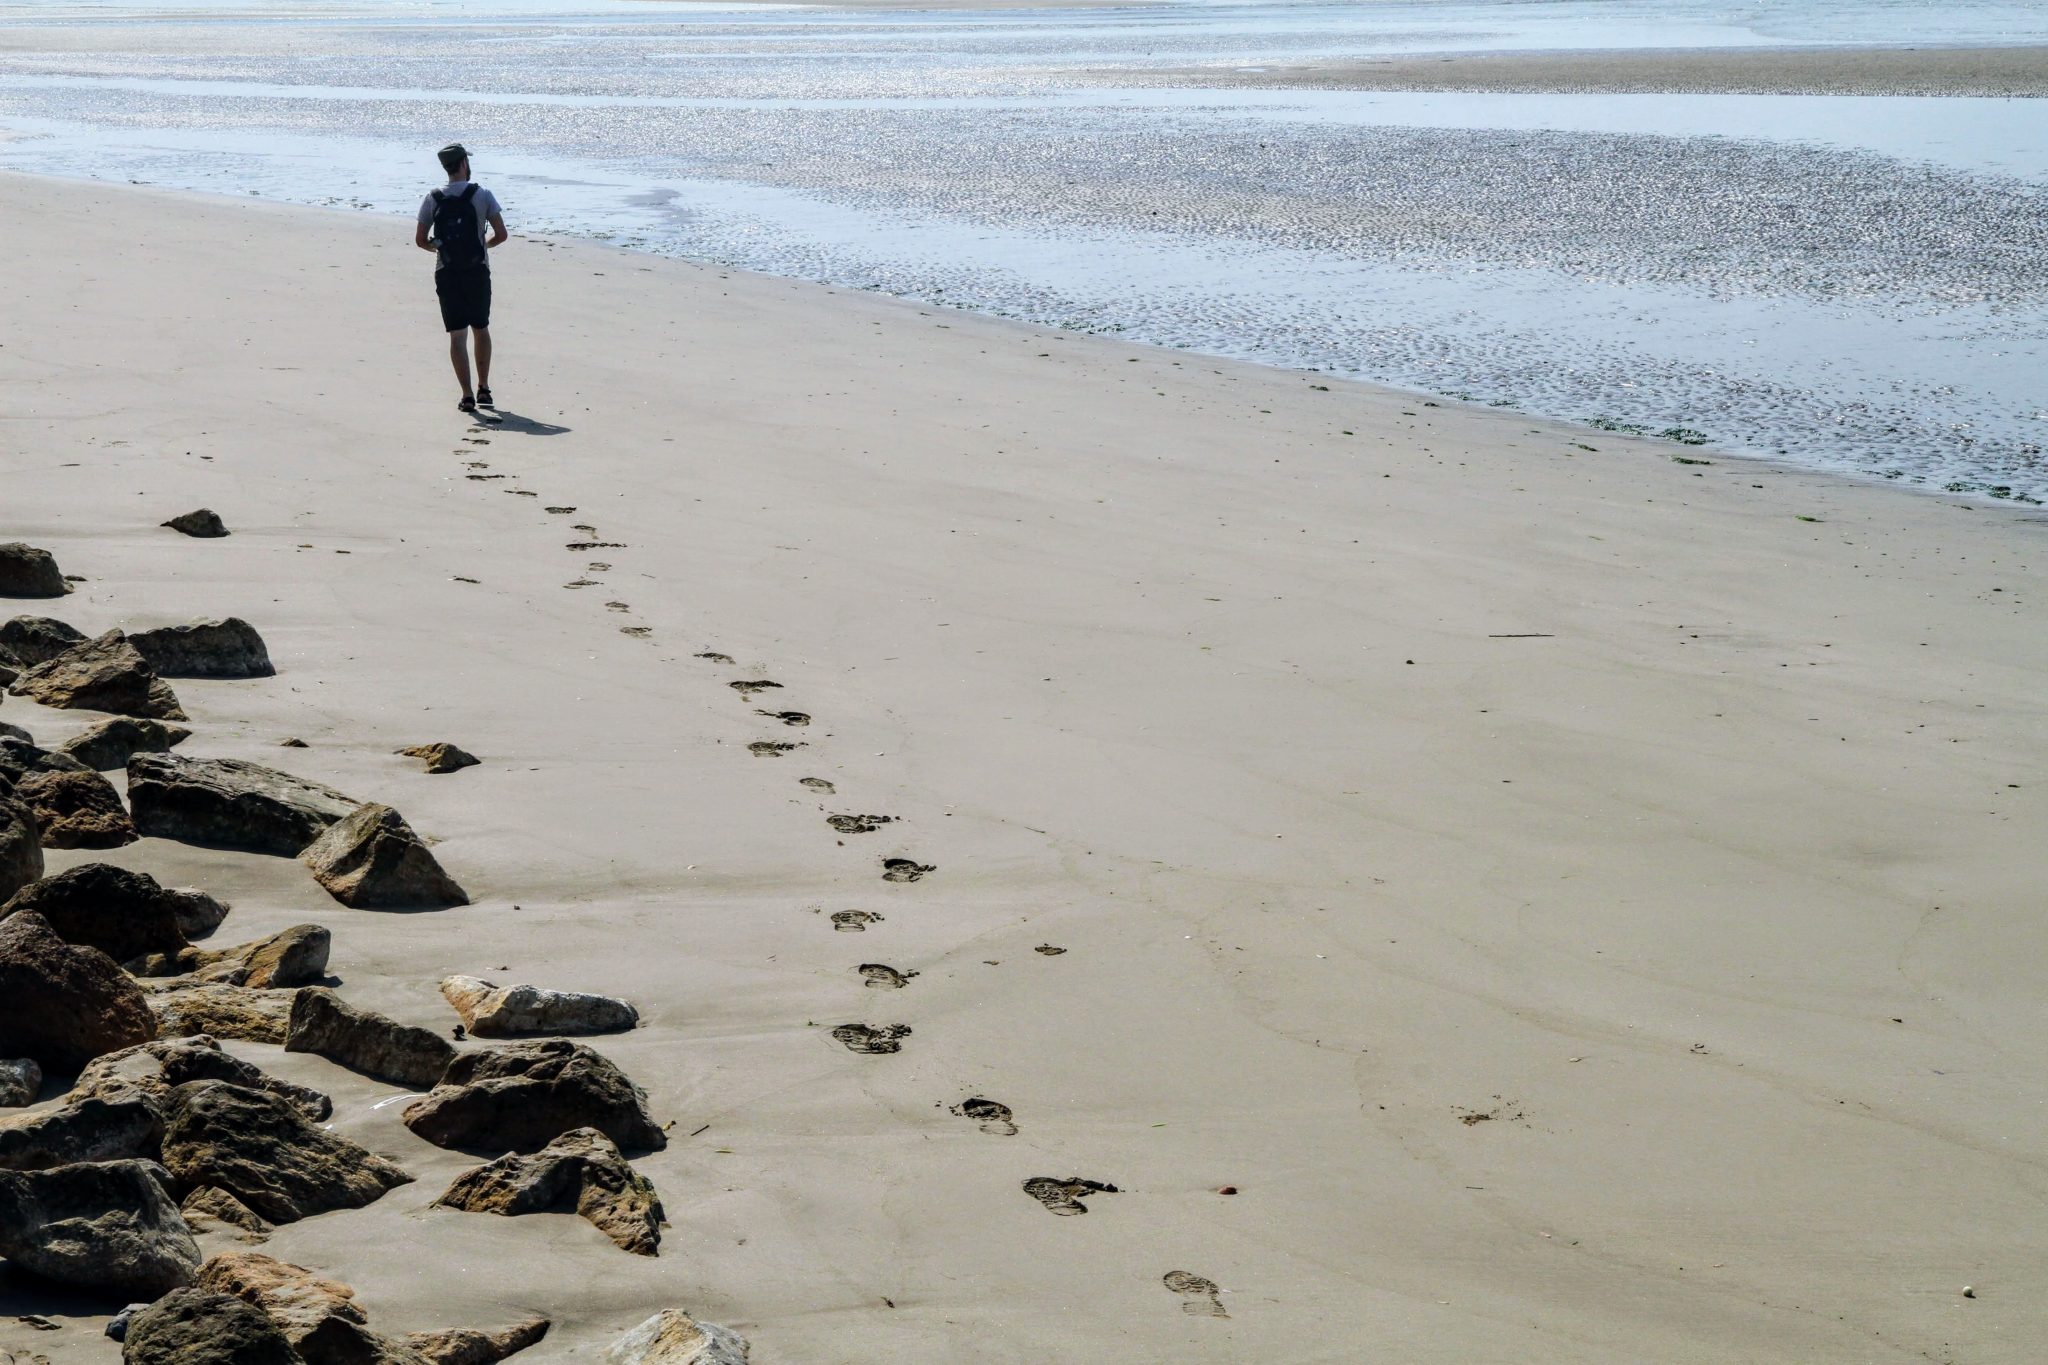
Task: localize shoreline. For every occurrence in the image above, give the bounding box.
[4,172,2047,1362]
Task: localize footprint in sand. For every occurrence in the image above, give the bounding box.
[545,506,577,514]
[505,489,537,497]
[567,540,625,551]
[750,740,805,757]
[1034,944,1067,956]
[881,858,933,883]
[563,578,600,589]
[952,1097,1017,1136]
[605,601,630,612]
[757,710,810,727]
[621,626,652,638]
[1163,1271,1227,1318]
[828,813,893,835]
[800,777,835,793]
[858,963,916,989]
[1022,1177,1118,1216]
[572,523,598,533]
[696,651,736,664]
[831,910,881,932]
[831,1023,910,1054]
[729,680,782,696]
[463,460,489,469]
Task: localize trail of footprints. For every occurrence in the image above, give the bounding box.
[695,651,1226,1321]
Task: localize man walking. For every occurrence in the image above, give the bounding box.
[415,142,507,413]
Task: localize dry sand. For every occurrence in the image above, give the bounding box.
[1140,44,2048,96]
[2,171,2046,1362]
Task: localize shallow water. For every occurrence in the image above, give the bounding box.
[2,0,2045,501]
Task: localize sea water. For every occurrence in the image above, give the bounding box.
[1,0,2044,502]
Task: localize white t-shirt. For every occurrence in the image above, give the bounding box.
[417,181,502,268]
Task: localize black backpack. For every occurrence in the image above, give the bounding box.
[431,185,486,269]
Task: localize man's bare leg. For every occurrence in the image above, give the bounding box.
[448,328,474,399]
[473,327,492,392]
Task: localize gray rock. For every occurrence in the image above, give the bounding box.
[0,796,40,902]
[0,545,70,599]
[0,616,86,666]
[160,1080,412,1224]
[0,910,155,1071]
[439,976,638,1038]
[12,767,138,849]
[403,1039,664,1156]
[193,1251,405,1364]
[127,754,358,855]
[8,631,186,720]
[127,618,273,680]
[301,803,467,909]
[72,1036,330,1124]
[0,1158,200,1296]
[0,1094,162,1172]
[601,1311,749,1365]
[0,1058,40,1108]
[435,1126,662,1255]
[0,734,90,785]
[284,987,454,1089]
[161,510,228,539]
[402,1319,549,1365]
[58,717,192,772]
[146,983,299,1045]
[107,1302,147,1343]
[120,1287,302,1365]
[166,887,231,940]
[2,861,189,962]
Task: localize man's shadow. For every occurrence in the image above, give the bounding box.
[483,410,570,436]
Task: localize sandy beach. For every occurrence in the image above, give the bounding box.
[3,170,2047,1362]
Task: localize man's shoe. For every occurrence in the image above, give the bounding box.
[458,396,476,413]
[476,387,495,408]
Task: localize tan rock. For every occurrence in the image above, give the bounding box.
[439,975,638,1038]
[434,1127,663,1255]
[300,804,467,909]
[396,743,479,775]
[601,1311,749,1365]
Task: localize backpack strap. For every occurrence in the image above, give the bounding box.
[431,189,447,205]
[458,185,479,204]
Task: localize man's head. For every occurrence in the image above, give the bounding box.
[438,142,470,180]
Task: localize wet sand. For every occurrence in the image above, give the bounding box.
[3,172,2048,1362]
[1143,43,2048,96]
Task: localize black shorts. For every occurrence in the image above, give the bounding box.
[435,265,492,333]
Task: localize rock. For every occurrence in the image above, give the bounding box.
[107,1302,146,1341]
[435,1127,662,1255]
[0,911,154,1071]
[0,797,40,903]
[195,1252,392,1364]
[139,924,330,991]
[166,887,231,940]
[0,1159,200,1295]
[0,616,86,666]
[162,510,229,539]
[0,735,90,786]
[0,1094,162,1171]
[439,976,637,1039]
[402,1319,548,1365]
[396,743,478,775]
[0,720,28,742]
[58,717,192,772]
[72,1037,330,1123]
[178,1187,272,1243]
[300,804,466,909]
[601,1311,750,1365]
[2,861,189,962]
[128,754,358,855]
[147,984,299,1045]
[0,546,70,599]
[127,619,273,680]
[120,1287,302,1365]
[160,1081,412,1224]
[404,1039,664,1155]
[12,767,138,849]
[283,989,453,1089]
[9,631,186,720]
[0,1059,40,1108]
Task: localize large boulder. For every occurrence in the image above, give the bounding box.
[403,1040,664,1156]
[435,1127,661,1255]
[0,1093,162,1172]
[0,735,89,786]
[403,1320,548,1365]
[147,983,299,1045]
[195,1252,399,1365]
[12,767,136,848]
[0,1058,39,1108]
[2,862,188,962]
[0,797,39,901]
[59,717,192,772]
[162,510,229,539]
[300,804,467,909]
[283,988,453,1089]
[0,545,70,599]
[121,1287,302,1365]
[159,1081,412,1224]
[128,754,358,855]
[0,911,154,1071]
[0,616,86,665]
[0,1159,200,1296]
[439,976,637,1039]
[127,619,274,680]
[601,1311,749,1365]
[9,631,185,720]
[72,1037,330,1123]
